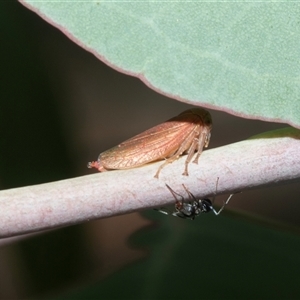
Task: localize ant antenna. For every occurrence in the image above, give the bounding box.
[210,177,234,215]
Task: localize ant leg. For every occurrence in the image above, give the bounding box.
[212,194,234,215]
[154,184,184,216]
[182,184,197,202]
[165,184,184,203]
[210,177,233,215]
[154,208,170,215]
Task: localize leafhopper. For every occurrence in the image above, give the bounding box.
[88,107,212,178]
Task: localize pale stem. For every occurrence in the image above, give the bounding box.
[0,127,299,238]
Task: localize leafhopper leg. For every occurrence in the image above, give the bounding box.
[154,129,196,178]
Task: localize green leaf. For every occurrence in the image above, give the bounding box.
[20,1,300,129]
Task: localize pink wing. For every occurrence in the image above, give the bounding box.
[99,108,211,170]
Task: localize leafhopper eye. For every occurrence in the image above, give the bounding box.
[87,107,212,178]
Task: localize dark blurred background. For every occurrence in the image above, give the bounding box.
[1,2,300,299]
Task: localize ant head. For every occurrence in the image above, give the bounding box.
[199,199,213,213]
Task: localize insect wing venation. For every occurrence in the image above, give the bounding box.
[99,112,205,170]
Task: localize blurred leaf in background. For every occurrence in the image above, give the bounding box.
[56,211,300,300]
